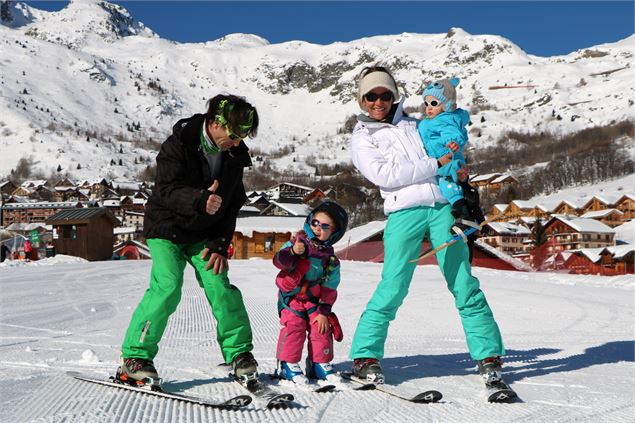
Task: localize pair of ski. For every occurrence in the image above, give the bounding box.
[341,372,517,404]
[70,371,294,410]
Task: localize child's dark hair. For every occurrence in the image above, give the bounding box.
[205,94,259,138]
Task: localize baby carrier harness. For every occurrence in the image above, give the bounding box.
[277,255,336,320]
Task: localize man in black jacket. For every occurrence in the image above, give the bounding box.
[117,95,260,386]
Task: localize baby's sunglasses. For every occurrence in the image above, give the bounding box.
[310,218,334,231]
[364,91,393,102]
[424,99,441,107]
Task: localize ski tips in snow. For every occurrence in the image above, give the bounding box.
[340,371,442,403]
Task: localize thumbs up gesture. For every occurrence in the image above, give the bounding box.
[205,180,222,215]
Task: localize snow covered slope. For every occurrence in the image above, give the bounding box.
[1,258,633,421]
[0,0,633,180]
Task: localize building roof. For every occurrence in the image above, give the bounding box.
[485,221,531,235]
[549,216,615,234]
[490,174,517,184]
[470,173,501,183]
[333,220,387,253]
[234,216,306,238]
[580,209,624,219]
[2,201,81,210]
[266,201,312,216]
[615,220,635,244]
[46,207,119,226]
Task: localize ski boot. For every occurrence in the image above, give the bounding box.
[352,358,384,384]
[306,358,339,383]
[476,356,517,402]
[276,361,309,385]
[476,356,503,384]
[116,357,162,390]
[231,351,259,383]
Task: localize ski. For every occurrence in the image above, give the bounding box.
[485,379,518,403]
[269,373,336,393]
[340,372,442,403]
[68,372,252,409]
[233,375,294,409]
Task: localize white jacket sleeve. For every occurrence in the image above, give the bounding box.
[350,127,439,190]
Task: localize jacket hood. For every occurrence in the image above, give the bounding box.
[303,201,348,245]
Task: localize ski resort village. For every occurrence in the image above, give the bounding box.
[1,0,634,422]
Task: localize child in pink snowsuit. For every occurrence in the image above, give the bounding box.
[273,201,348,383]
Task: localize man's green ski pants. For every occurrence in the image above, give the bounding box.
[122,238,253,364]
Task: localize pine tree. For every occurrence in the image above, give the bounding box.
[531,219,548,247]
[56,164,62,172]
[118,159,123,166]
[77,163,81,170]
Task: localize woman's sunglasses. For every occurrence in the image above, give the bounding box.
[364,91,393,102]
[423,100,441,107]
[311,219,333,231]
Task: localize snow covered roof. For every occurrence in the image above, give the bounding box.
[268,182,313,191]
[602,245,635,259]
[615,220,635,244]
[21,180,47,188]
[551,216,615,234]
[485,221,531,235]
[470,173,501,183]
[240,205,261,213]
[493,204,507,213]
[491,174,517,184]
[102,200,120,207]
[2,201,80,209]
[333,219,387,253]
[580,209,623,218]
[511,200,542,210]
[268,201,311,216]
[234,216,306,238]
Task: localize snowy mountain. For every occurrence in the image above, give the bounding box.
[0,0,633,183]
[1,258,633,421]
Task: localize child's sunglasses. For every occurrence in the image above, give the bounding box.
[364,91,393,102]
[424,100,441,107]
[310,219,333,231]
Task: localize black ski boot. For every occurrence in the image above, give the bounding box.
[352,358,384,384]
[231,351,259,382]
[476,356,503,384]
[476,356,518,402]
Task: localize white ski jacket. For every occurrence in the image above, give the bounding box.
[350,101,446,215]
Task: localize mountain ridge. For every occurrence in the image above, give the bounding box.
[0,0,633,185]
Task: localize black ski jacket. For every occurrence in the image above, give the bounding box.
[143,113,251,256]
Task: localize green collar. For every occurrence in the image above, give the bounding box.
[200,121,220,155]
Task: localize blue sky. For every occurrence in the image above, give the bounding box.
[25,1,635,56]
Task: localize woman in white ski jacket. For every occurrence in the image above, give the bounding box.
[349,66,506,385]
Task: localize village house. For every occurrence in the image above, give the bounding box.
[267,182,314,200]
[1,201,83,226]
[0,180,18,196]
[260,200,311,217]
[580,195,613,215]
[231,216,306,259]
[613,194,635,220]
[551,200,582,216]
[543,216,615,253]
[46,207,119,261]
[480,221,531,255]
[580,209,625,228]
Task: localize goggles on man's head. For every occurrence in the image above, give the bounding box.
[215,99,254,139]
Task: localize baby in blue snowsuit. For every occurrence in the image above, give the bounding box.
[418,77,474,227]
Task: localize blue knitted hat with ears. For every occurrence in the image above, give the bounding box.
[422,77,460,112]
